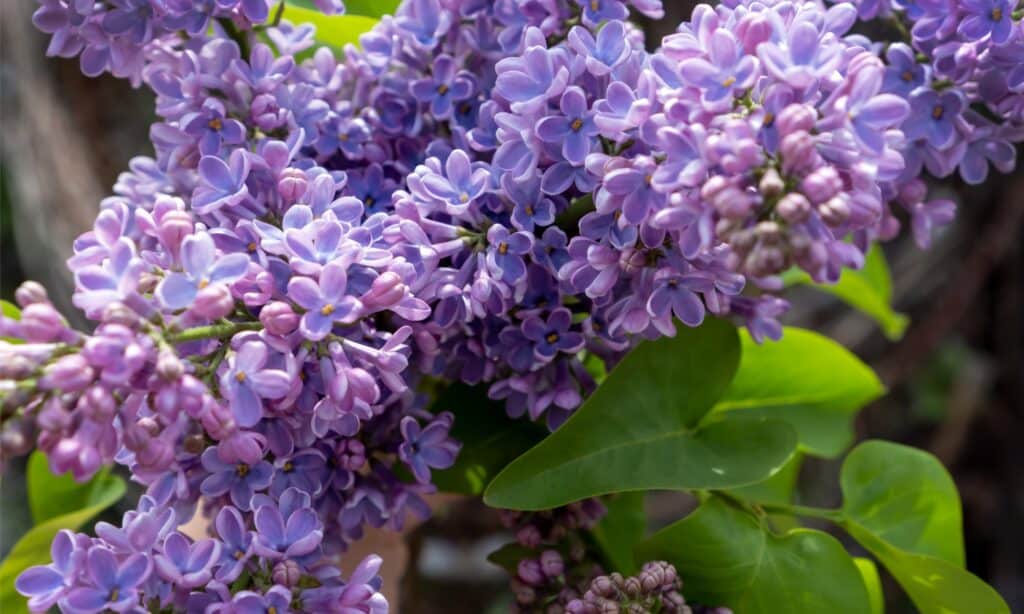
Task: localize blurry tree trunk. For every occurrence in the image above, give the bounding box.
[1,1,104,321]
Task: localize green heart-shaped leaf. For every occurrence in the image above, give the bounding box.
[635,497,871,614]
[711,328,884,457]
[840,440,963,565]
[485,320,797,510]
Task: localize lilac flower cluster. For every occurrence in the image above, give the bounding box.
[6,0,1010,609]
[15,493,386,613]
[31,0,343,85]
[848,0,1023,197]
[565,561,715,614]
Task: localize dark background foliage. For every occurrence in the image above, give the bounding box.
[1,2,1021,611]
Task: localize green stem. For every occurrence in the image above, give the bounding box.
[168,321,262,344]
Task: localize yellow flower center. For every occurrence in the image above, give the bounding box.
[236,464,250,477]
[901,70,914,82]
[932,105,944,120]
[437,83,450,95]
[208,118,222,131]
[235,372,247,383]
[320,303,336,316]
[571,118,584,131]
[459,192,470,203]
[722,76,737,87]
[198,278,210,289]
[498,242,509,255]
[546,332,560,344]
[991,7,1003,20]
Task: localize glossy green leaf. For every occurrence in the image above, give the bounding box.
[430,384,545,495]
[837,441,1008,613]
[485,320,798,510]
[27,452,120,525]
[846,526,1009,614]
[281,5,378,49]
[854,557,885,614]
[591,493,646,575]
[635,497,871,614]
[0,464,125,613]
[840,441,963,565]
[785,246,908,340]
[288,0,400,17]
[727,452,802,506]
[710,328,885,457]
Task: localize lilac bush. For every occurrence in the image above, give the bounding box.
[2,0,1020,611]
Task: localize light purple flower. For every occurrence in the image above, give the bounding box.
[758,21,840,90]
[958,0,1014,43]
[192,150,251,215]
[679,29,759,106]
[567,21,631,76]
[287,261,362,340]
[154,533,221,589]
[64,548,151,614]
[253,489,323,560]
[494,46,570,114]
[421,150,491,213]
[536,86,600,166]
[221,341,292,427]
[16,530,78,611]
[156,232,249,311]
[184,98,246,155]
[213,506,254,583]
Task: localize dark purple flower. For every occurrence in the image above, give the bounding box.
[576,0,629,27]
[601,158,663,225]
[229,586,293,613]
[410,55,474,119]
[213,506,254,583]
[156,232,249,311]
[397,0,452,48]
[64,548,151,613]
[200,447,273,511]
[904,90,965,149]
[958,0,1014,43]
[647,271,709,328]
[270,449,327,497]
[184,98,246,155]
[521,308,585,361]
[486,224,533,283]
[287,261,362,340]
[536,86,600,165]
[221,341,292,427]
[505,173,556,231]
[154,533,221,589]
[882,43,928,97]
[398,414,459,484]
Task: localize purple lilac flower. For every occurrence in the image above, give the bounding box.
[958,0,1015,43]
[522,308,585,362]
[536,87,600,165]
[154,533,221,588]
[155,232,249,311]
[287,261,362,341]
[568,21,631,76]
[15,530,78,611]
[882,43,928,97]
[486,224,533,283]
[494,46,570,114]
[506,173,557,231]
[905,90,965,149]
[577,0,629,27]
[253,490,323,561]
[679,28,759,107]
[200,447,274,511]
[758,21,840,90]
[184,98,247,155]
[410,55,475,119]
[420,150,490,213]
[191,150,252,215]
[64,548,151,613]
[398,414,459,484]
[214,506,255,583]
[221,342,292,427]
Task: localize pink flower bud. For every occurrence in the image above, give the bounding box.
[260,301,300,336]
[15,281,48,307]
[278,168,308,203]
[193,284,236,320]
[20,303,68,342]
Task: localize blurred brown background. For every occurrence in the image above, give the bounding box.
[1,2,1022,612]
